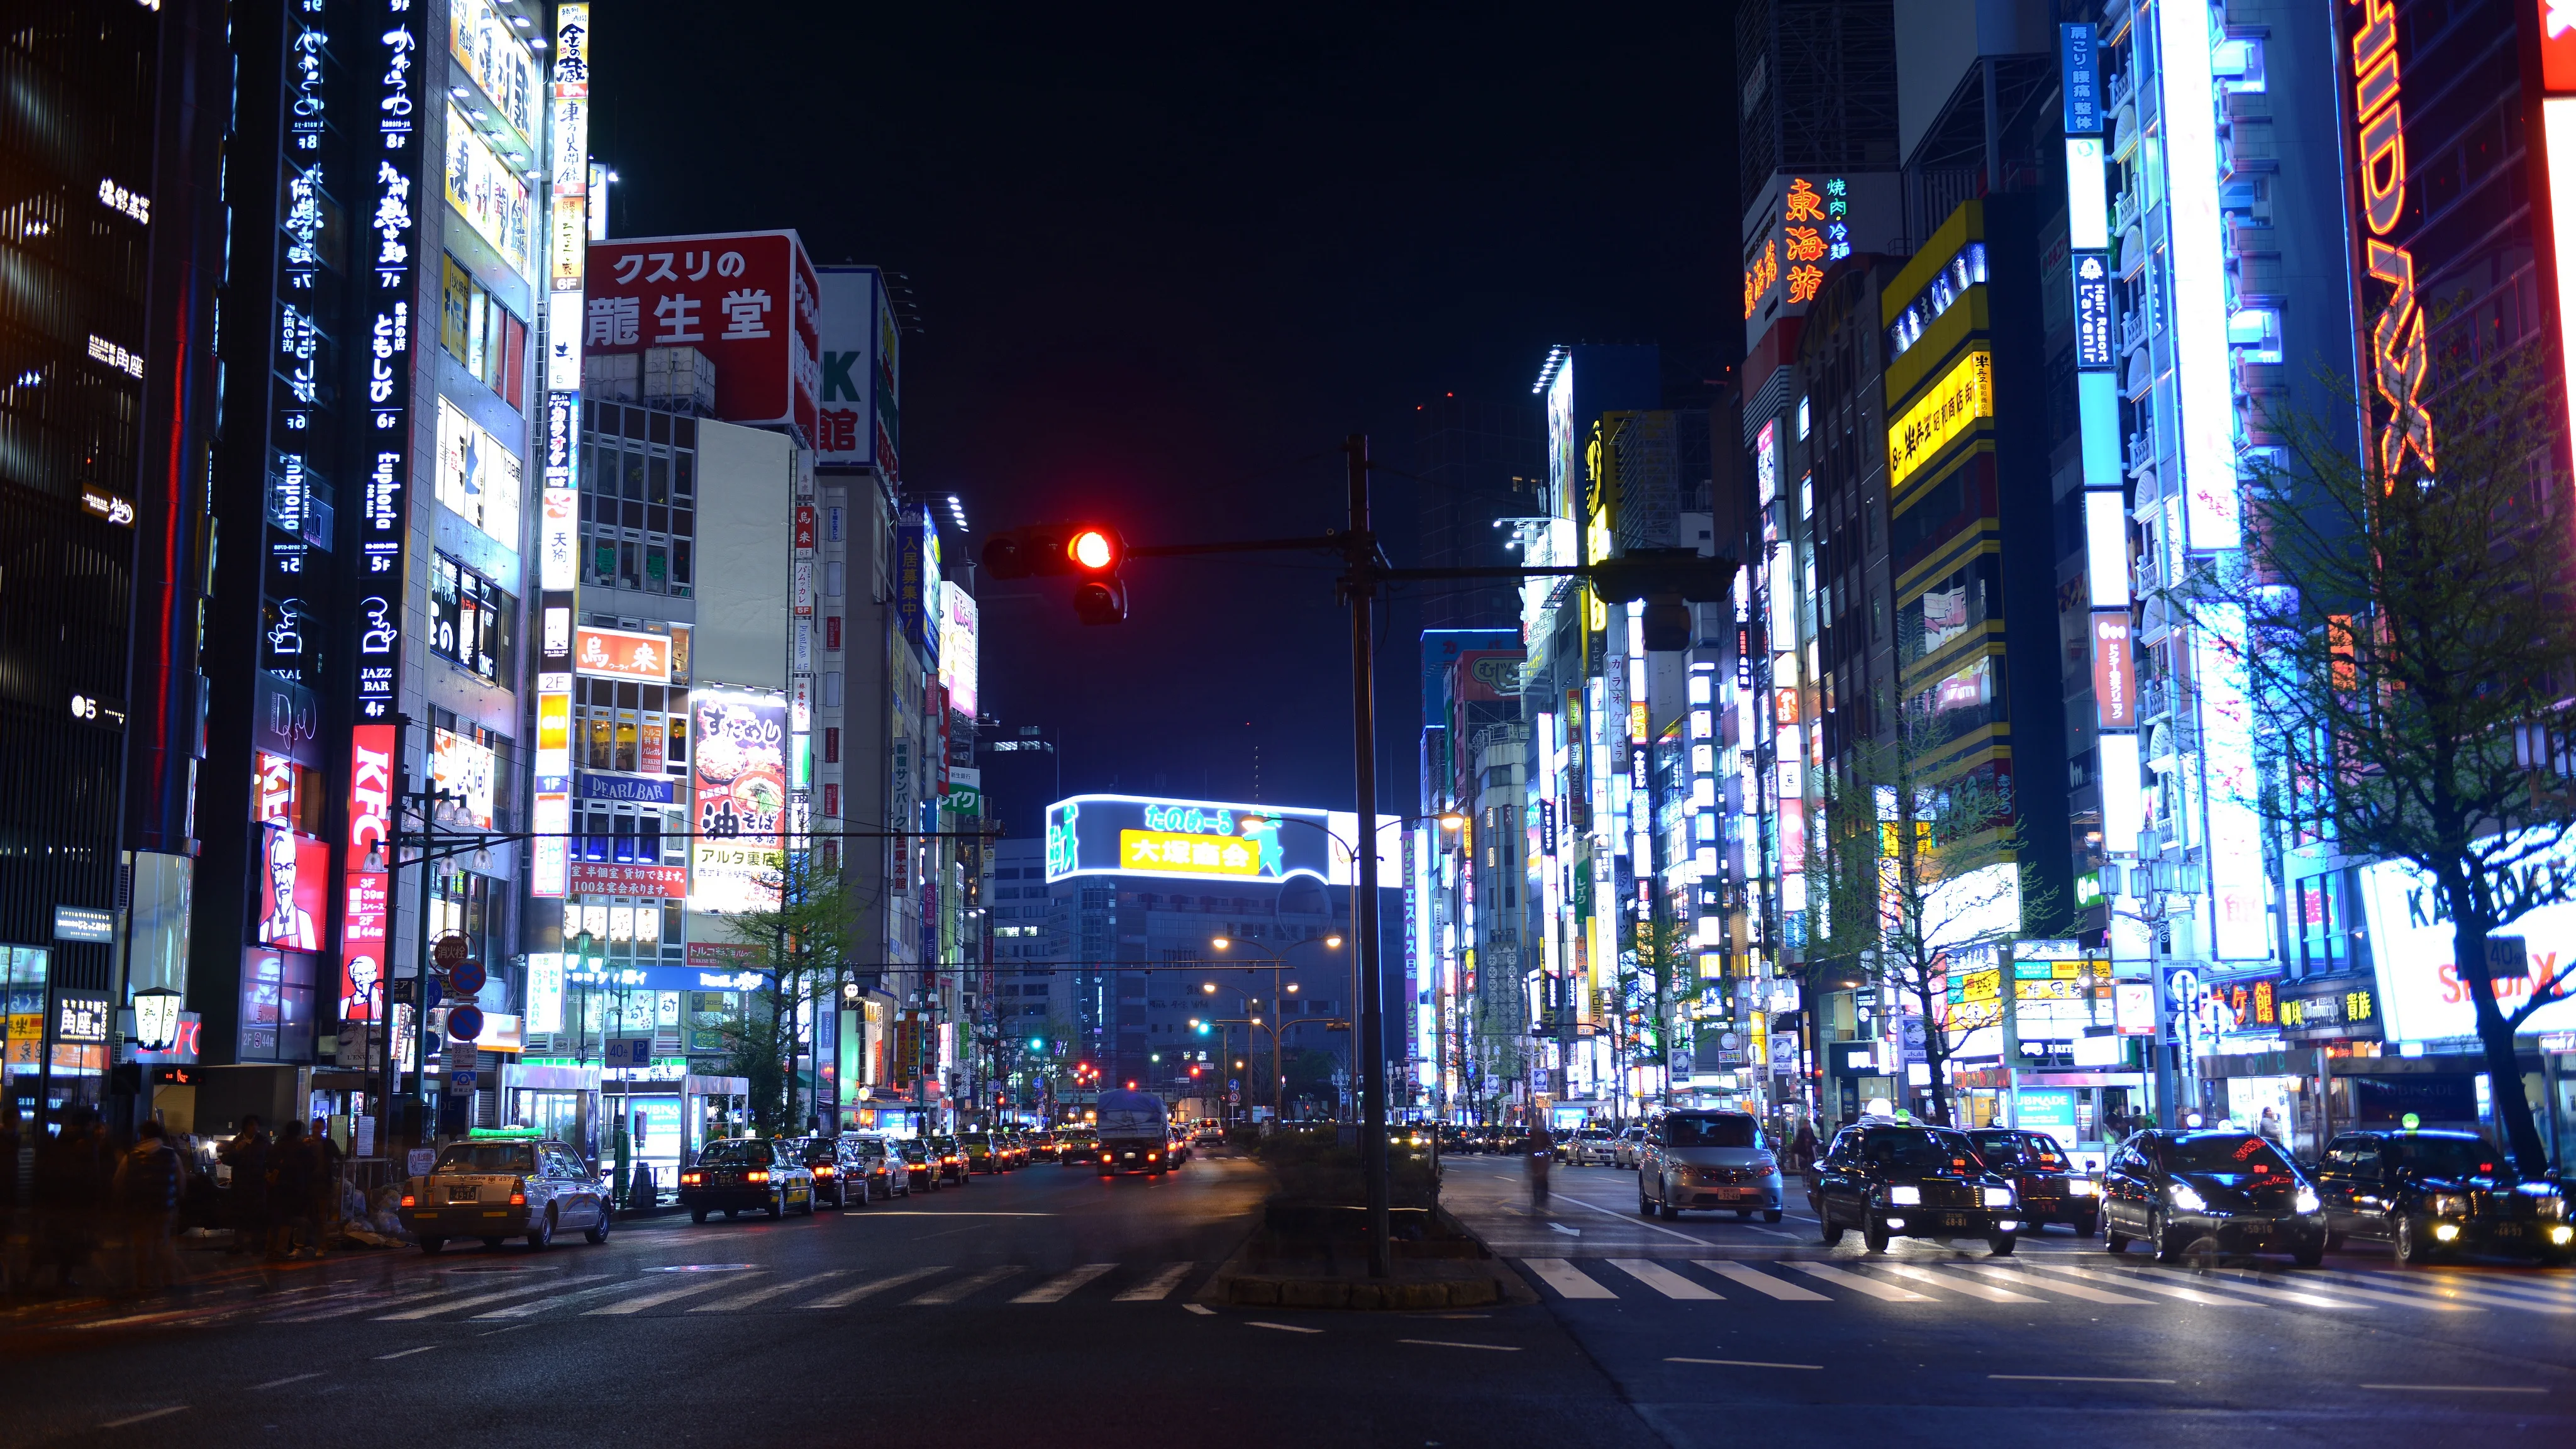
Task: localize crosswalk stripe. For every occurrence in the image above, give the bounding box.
[1609,1259,1721,1300]
[1787,1263,1928,1301]
[1963,1265,2151,1305]
[1013,1265,1118,1303]
[381,1274,610,1320]
[2365,1273,2576,1314]
[584,1274,754,1316]
[1111,1262,1196,1302]
[274,1285,458,1322]
[1522,1258,1618,1299]
[802,1267,945,1308]
[692,1270,852,1313]
[2202,1271,2477,1314]
[475,1277,688,1320]
[1875,1263,2037,1302]
[1694,1260,1829,1301]
[2124,1265,2362,1311]
[905,1267,1023,1305]
[2017,1261,2277,1308]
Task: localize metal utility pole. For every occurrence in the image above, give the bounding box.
[1341,435,1392,1280]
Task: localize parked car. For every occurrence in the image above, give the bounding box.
[1566,1127,1620,1167]
[1811,1124,2023,1255]
[1639,1111,1784,1222]
[897,1138,943,1191]
[399,1136,611,1253]
[1613,1125,1650,1169]
[2311,1128,2572,1263]
[846,1135,909,1199]
[791,1136,871,1209]
[678,1138,816,1223]
[2101,1129,2324,1265]
[1966,1128,2101,1236]
[957,1132,1005,1175]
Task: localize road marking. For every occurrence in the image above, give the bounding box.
[801,1267,945,1308]
[379,1274,609,1320]
[904,1266,1023,1305]
[826,1211,1056,1217]
[252,1374,324,1391]
[1547,1194,1717,1245]
[584,1273,755,1316]
[1877,1263,2037,1302]
[2326,1272,2570,1314]
[692,1270,853,1313]
[2184,1268,2477,1314]
[1247,1320,1323,1333]
[1746,1226,1803,1239]
[99,1407,187,1429]
[1963,1265,2150,1306]
[1609,1258,1721,1300]
[1184,1302,1216,1316]
[1991,1374,2175,1385]
[1521,1258,1618,1299]
[2129,1265,2360,1311]
[1113,1262,1196,1301]
[1694,1260,1829,1301]
[475,1277,682,1320]
[2016,1261,2271,1308]
[272,1286,458,1322]
[1012,1264,1118,1303]
[1400,1338,1519,1352]
[1548,1223,1582,1236]
[2360,1384,2546,1394]
[1668,1357,1822,1370]
[1787,1262,1928,1301]
[372,1346,438,1360]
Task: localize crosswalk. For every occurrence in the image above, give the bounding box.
[1516,1255,2576,1316]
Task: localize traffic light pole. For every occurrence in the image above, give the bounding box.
[1341,435,1394,1280]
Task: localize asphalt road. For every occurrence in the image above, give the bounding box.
[6,1152,2572,1448]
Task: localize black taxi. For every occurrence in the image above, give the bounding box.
[1967,1128,2101,1236]
[1811,1124,2024,1255]
[2312,1129,2572,1264]
[678,1138,817,1223]
[2101,1129,2324,1265]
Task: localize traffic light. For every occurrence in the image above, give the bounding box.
[1587,548,1739,652]
[982,523,1130,625]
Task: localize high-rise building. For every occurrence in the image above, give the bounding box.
[1414,396,1543,631]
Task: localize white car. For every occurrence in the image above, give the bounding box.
[1568,1128,1621,1167]
[1613,1125,1650,1169]
[399,1135,612,1253]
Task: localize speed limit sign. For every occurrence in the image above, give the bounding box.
[432,934,470,972]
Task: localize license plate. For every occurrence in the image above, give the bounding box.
[1940,1213,1970,1228]
[448,1185,480,1202]
[1715,1187,1752,1199]
[2495,1223,2524,1238]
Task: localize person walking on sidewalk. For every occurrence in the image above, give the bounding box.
[219,1116,269,1257]
[306,1118,343,1249]
[1522,1123,1555,1210]
[268,1121,315,1259]
[114,1121,184,1297]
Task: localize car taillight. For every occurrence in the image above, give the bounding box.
[1146,1152,1158,1160]
[814,1165,835,1176]
[747,1169,771,1183]
[681,1172,703,1185]
[400,1192,415,1208]
[509,1177,527,1207]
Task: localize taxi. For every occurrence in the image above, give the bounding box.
[1967,1128,2101,1236]
[679,1137,817,1223]
[399,1133,611,1253]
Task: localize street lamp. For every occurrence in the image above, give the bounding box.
[1208,933,1341,1126]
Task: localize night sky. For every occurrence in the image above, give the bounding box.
[596,3,1733,831]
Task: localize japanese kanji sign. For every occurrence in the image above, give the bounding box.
[586,230,820,443]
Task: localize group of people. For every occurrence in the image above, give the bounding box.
[1,1111,345,1299]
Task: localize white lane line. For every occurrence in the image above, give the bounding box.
[1879,1263,2037,1302]
[1400,1338,1520,1352]
[252,1373,325,1391]
[823,1211,1056,1217]
[904,1266,1022,1305]
[1183,1302,1216,1316]
[1668,1357,1823,1370]
[1786,1262,1929,1301]
[692,1270,853,1313]
[1746,1226,1804,1240]
[475,1277,680,1321]
[372,1346,438,1360]
[1695,1261,1829,1301]
[379,1274,609,1321]
[99,1407,188,1429]
[1112,1262,1196,1302]
[1609,1258,1722,1300]
[1964,1265,2151,1306]
[1992,1374,2175,1385]
[2017,1261,2275,1308]
[584,1273,755,1316]
[1546,1194,1718,1245]
[1248,1320,1323,1333]
[1548,1223,1582,1236]
[1011,1264,1118,1304]
[2360,1384,2547,1394]
[802,1267,945,1308]
[1521,1258,1619,1300]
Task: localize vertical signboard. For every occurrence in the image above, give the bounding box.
[2061,21,2102,135]
[814,265,879,469]
[2158,0,2241,550]
[533,4,590,900]
[343,723,396,1025]
[2533,3,2576,464]
[689,689,789,913]
[2090,613,2136,728]
[2196,608,2268,958]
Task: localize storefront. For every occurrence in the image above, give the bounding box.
[1949,1068,2142,1171]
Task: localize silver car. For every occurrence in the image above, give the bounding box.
[1638,1111,1785,1221]
[400,1136,613,1253]
[1613,1125,1650,1169]
[1567,1127,1621,1167]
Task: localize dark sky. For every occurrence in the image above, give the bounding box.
[596,2,1733,829]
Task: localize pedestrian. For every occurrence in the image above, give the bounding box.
[114,1121,183,1297]
[1792,1117,1818,1175]
[268,1120,314,1259]
[219,1115,269,1257]
[306,1118,343,1249]
[31,1113,108,1295]
[1523,1122,1555,1210]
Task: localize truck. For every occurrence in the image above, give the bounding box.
[1093,1088,1172,1177]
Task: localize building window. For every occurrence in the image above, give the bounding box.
[428,553,514,684]
[440,255,528,409]
[579,401,696,598]
[823,671,843,708]
[824,560,845,597]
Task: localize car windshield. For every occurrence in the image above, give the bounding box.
[2389,1135,2503,1177]
[1665,1116,1760,1149]
[1862,1130,1980,1172]
[899,1141,926,1160]
[1969,1131,2065,1167]
[435,1144,534,1173]
[697,1141,772,1166]
[2165,1133,2294,1175]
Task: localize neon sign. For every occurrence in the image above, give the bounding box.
[1887,350,1992,488]
[2346,0,2434,480]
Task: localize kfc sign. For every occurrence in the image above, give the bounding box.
[586,230,820,443]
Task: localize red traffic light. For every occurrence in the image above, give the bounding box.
[1068,528,1117,571]
[983,523,1126,579]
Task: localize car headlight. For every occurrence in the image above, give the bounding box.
[2168,1181,2209,1213]
[2293,1188,2320,1215]
[2430,1193,2468,1216]
[1983,1186,2016,1209]
[1887,1185,1921,1206]
[2065,1179,2100,1197]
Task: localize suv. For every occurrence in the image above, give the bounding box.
[400,1136,610,1253]
[1639,1111,1784,1221]
[2101,1130,2325,1265]
[792,1136,872,1209]
[1966,1129,2100,1236]
[679,1138,817,1223]
[2311,1129,2570,1263]
[1811,1124,2023,1255]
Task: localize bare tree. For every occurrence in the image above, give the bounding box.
[720,852,863,1135]
[2186,337,2576,1174]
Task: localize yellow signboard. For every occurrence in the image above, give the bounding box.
[1120,830,1265,877]
[1887,348,1992,487]
[1957,966,2001,1002]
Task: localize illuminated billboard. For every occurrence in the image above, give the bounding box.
[449,0,536,145]
[938,580,979,719]
[690,687,788,913]
[1042,794,1400,888]
[443,103,534,278]
[585,230,822,442]
[2358,835,2576,1042]
[1887,349,1991,489]
[257,824,328,952]
[431,728,497,831]
[435,399,524,547]
[574,625,672,683]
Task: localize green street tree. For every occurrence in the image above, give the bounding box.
[716,850,866,1135]
[2187,338,2576,1174]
